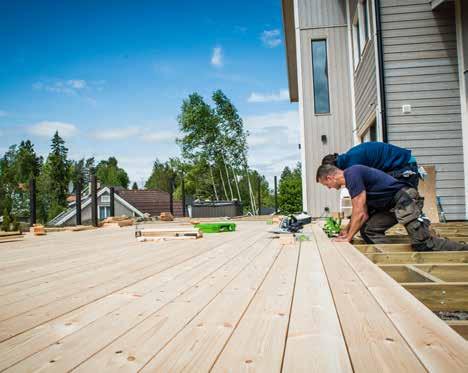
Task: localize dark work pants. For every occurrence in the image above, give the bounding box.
[360,188,468,251]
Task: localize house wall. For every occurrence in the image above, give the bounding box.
[380,0,465,220]
[295,0,354,216]
[63,194,135,226]
[355,39,378,133]
[348,1,379,136]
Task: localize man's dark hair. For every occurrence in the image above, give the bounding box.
[316,164,339,182]
[321,153,339,166]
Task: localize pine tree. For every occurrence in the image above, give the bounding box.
[132,182,138,190]
[43,131,71,220]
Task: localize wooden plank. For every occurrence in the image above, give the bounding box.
[402,283,468,311]
[0,230,263,370]
[356,244,413,253]
[446,320,468,340]
[416,264,468,282]
[282,239,352,372]
[311,226,426,372]
[419,165,440,223]
[209,241,300,372]
[127,240,283,372]
[366,251,468,264]
[0,228,260,342]
[6,232,271,371]
[0,242,195,319]
[334,239,468,371]
[378,265,435,283]
[406,264,444,283]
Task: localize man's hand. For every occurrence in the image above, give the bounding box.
[338,227,348,238]
[332,236,351,243]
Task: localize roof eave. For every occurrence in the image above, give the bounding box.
[282,0,299,103]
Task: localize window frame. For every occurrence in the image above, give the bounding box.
[352,0,372,70]
[311,39,331,115]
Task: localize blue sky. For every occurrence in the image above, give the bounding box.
[0,0,299,187]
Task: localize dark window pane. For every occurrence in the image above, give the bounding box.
[363,0,369,41]
[370,123,377,141]
[311,40,330,114]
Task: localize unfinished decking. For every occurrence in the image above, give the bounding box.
[0,221,467,372]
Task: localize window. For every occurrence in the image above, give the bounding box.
[361,121,377,142]
[311,40,330,114]
[352,16,361,67]
[363,0,370,43]
[352,0,372,69]
[99,206,110,220]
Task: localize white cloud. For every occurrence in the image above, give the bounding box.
[247,89,289,103]
[91,127,178,143]
[32,79,99,96]
[67,79,86,89]
[242,110,300,182]
[211,47,223,67]
[91,127,140,140]
[0,110,7,117]
[261,29,282,48]
[142,131,177,143]
[243,110,299,132]
[27,121,78,138]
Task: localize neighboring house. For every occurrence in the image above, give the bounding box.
[49,188,183,226]
[116,189,184,217]
[282,0,468,220]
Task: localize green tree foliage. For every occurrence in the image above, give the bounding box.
[145,159,178,193]
[38,132,72,221]
[0,141,43,226]
[177,90,256,204]
[1,207,11,231]
[71,157,95,186]
[0,146,18,218]
[132,182,138,190]
[95,157,130,188]
[177,93,219,161]
[278,163,303,215]
[212,90,248,167]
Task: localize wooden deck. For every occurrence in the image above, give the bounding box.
[0,221,467,372]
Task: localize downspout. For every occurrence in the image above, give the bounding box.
[374,0,388,143]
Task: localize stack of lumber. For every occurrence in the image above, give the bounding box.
[44,226,96,233]
[30,224,46,236]
[71,225,96,232]
[159,212,174,221]
[135,227,202,242]
[101,216,133,228]
[0,231,23,243]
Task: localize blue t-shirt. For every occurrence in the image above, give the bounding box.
[337,142,411,172]
[344,165,410,210]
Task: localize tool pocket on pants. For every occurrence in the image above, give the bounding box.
[394,193,420,225]
[406,220,432,245]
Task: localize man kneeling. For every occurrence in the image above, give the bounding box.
[316,164,467,251]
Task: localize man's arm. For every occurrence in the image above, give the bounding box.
[334,191,368,242]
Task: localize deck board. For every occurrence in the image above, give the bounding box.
[0,221,466,372]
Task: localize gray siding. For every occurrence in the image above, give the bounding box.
[299,25,354,216]
[63,194,134,226]
[297,0,346,28]
[381,0,465,220]
[349,0,378,133]
[354,39,378,131]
